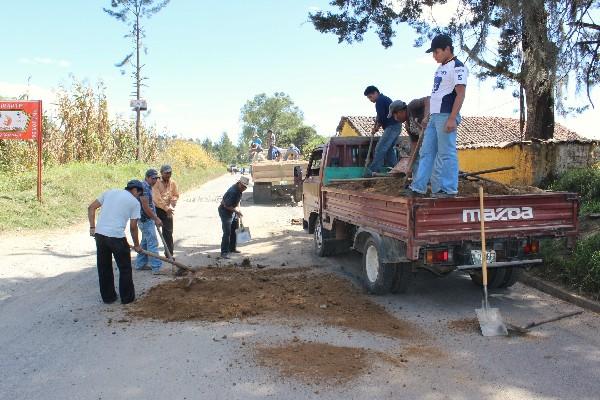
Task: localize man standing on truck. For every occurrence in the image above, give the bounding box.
[218,176,249,259]
[388,97,430,177]
[266,129,276,160]
[409,34,467,197]
[153,165,179,257]
[88,179,143,304]
[364,85,401,176]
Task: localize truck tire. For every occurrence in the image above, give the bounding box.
[361,238,395,295]
[253,183,272,204]
[390,262,413,294]
[498,267,522,288]
[469,268,507,289]
[314,219,333,257]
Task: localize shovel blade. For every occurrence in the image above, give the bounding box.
[476,307,508,336]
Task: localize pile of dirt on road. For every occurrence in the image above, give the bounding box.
[447,318,480,334]
[330,176,544,197]
[129,267,419,339]
[256,342,370,384]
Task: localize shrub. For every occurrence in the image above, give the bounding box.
[160,140,220,172]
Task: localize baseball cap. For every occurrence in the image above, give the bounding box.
[145,168,159,178]
[125,179,144,191]
[426,34,453,53]
[387,100,407,118]
[160,164,172,173]
[238,176,251,187]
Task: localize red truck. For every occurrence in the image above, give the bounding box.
[302,136,579,294]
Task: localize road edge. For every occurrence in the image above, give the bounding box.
[520,272,600,314]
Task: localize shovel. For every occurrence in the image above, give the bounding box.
[390,127,424,178]
[506,310,583,334]
[475,185,508,336]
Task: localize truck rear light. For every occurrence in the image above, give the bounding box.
[426,249,449,264]
[523,240,540,254]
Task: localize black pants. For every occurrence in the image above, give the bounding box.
[219,207,239,255]
[94,234,135,304]
[156,207,174,256]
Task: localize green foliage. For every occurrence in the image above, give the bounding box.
[549,165,600,214]
[539,235,600,300]
[214,132,238,165]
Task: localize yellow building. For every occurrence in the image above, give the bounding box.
[336,116,597,186]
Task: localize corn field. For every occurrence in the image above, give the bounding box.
[0,78,164,174]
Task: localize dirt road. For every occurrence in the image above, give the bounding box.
[1,174,599,400]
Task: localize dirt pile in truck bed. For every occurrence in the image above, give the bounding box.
[329,176,544,196]
[129,266,419,339]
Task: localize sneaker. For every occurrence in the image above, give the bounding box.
[431,192,457,198]
[402,189,426,197]
[220,253,231,259]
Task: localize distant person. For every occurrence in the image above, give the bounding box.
[135,169,168,275]
[266,130,276,159]
[410,34,467,197]
[269,145,281,161]
[364,85,401,176]
[87,180,143,304]
[218,176,249,259]
[251,133,262,147]
[284,144,300,160]
[152,165,179,257]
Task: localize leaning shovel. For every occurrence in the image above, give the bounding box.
[475,185,508,336]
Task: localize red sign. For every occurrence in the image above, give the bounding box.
[0,101,42,140]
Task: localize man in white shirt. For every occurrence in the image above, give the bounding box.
[88,180,143,304]
[410,34,467,197]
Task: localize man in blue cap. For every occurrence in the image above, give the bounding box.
[136,169,167,274]
[88,179,143,304]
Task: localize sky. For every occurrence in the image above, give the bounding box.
[1,0,598,143]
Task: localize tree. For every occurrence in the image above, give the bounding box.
[214,132,238,165]
[309,1,600,140]
[104,0,170,160]
[240,92,304,147]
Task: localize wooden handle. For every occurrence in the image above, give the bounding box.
[479,185,488,287]
[131,246,197,272]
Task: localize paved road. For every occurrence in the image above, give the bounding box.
[1,174,599,399]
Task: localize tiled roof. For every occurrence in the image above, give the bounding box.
[337,116,590,147]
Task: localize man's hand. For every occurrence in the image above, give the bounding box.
[420,116,430,130]
[167,207,174,218]
[89,227,95,237]
[133,245,142,253]
[154,217,163,227]
[236,210,244,218]
[445,116,457,133]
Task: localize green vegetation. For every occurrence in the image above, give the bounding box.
[535,165,600,299]
[0,161,222,232]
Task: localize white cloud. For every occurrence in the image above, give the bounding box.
[18,57,71,68]
[307,6,321,13]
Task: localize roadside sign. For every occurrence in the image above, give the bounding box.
[0,100,43,202]
[130,99,147,111]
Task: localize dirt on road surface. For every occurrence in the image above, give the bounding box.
[130,266,419,338]
[2,174,599,400]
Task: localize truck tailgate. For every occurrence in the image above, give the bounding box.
[414,192,578,242]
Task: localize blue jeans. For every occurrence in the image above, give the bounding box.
[219,207,239,255]
[135,219,162,272]
[410,113,460,194]
[368,123,401,174]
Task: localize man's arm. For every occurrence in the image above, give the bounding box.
[140,196,162,227]
[88,200,101,237]
[129,219,141,252]
[446,85,465,133]
[171,181,179,206]
[152,183,169,211]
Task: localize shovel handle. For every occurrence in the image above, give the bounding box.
[523,310,583,330]
[131,246,197,272]
[479,186,488,287]
[156,226,174,261]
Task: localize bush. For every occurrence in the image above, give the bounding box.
[549,166,600,214]
[160,140,220,171]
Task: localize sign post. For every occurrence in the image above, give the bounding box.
[0,100,43,202]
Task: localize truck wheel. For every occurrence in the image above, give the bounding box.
[314,219,333,257]
[362,238,395,295]
[391,262,413,294]
[498,267,522,288]
[469,268,507,289]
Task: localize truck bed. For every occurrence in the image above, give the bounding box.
[322,186,578,259]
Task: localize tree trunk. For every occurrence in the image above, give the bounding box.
[521,0,557,140]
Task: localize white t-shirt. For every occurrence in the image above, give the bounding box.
[95,189,141,238]
[430,57,468,114]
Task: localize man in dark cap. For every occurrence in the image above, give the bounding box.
[135,169,167,274]
[410,34,467,197]
[87,180,143,304]
[153,164,179,257]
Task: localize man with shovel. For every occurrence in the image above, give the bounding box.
[218,176,249,259]
[135,169,168,275]
[153,164,179,258]
[88,180,143,304]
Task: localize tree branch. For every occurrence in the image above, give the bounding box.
[461,44,520,82]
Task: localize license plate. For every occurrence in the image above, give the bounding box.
[279,180,288,185]
[471,249,496,265]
